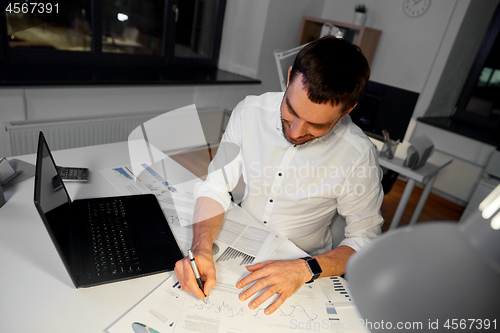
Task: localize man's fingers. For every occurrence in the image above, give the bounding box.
[247,284,280,310]
[181,259,205,298]
[262,293,288,315]
[202,265,217,296]
[245,260,272,271]
[238,275,274,301]
[237,265,274,289]
[174,256,212,300]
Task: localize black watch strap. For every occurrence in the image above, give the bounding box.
[301,256,322,284]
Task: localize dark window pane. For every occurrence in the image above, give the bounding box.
[465,28,500,121]
[101,0,164,55]
[7,1,92,51]
[174,0,217,59]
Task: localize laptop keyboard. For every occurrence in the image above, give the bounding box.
[87,199,143,277]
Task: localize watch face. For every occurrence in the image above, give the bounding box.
[403,0,431,18]
[307,258,322,275]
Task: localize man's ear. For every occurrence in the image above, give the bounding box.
[286,66,292,88]
[340,103,357,119]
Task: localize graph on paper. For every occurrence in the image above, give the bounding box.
[191,300,245,318]
[215,246,255,265]
[163,207,193,226]
[254,304,318,321]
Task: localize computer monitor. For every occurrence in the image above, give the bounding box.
[350,81,419,142]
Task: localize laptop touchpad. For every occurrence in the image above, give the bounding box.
[136,224,171,248]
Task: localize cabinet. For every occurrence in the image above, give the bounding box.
[297,16,381,66]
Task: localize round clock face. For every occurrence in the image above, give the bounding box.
[403,0,431,18]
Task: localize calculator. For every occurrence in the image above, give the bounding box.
[56,166,89,182]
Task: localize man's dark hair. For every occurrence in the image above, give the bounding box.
[289,36,370,113]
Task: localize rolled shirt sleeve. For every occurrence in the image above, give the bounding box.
[337,144,384,252]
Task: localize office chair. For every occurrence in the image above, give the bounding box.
[381,167,399,194]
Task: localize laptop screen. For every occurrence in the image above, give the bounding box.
[34,132,73,269]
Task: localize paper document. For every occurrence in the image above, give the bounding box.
[211,205,287,275]
[316,277,368,333]
[100,162,197,224]
[107,269,331,333]
[165,204,286,275]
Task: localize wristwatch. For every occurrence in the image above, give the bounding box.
[300,256,322,284]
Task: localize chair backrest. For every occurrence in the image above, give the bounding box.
[330,213,346,248]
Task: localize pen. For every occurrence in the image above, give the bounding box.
[132,322,160,333]
[188,249,207,303]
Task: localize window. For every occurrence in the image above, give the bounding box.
[453,3,500,134]
[418,3,500,146]
[7,1,92,52]
[101,0,164,55]
[0,0,258,86]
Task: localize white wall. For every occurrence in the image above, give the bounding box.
[218,0,270,78]
[1,0,498,204]
[321,0,471,141]
[321,0,500,204]
[322,0,463,92]
[418,0,498,119]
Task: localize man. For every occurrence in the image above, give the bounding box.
[174,36,384,315]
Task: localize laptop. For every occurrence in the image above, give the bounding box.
[33,131,184,288]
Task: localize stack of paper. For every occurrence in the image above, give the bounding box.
[102,164,367,333]
[106,270,366,333]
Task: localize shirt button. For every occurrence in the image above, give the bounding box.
[278,173,282,176]
[269,199,273,203]
[263,221,267,224]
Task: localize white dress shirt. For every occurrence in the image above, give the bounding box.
[194,92,384,255]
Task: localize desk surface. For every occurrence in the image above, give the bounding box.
[0,142,182,332]
[370,139,453,182]
[0,141,310,333]
[1,139,450,332]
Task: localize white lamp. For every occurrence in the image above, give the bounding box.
[346,185,500,331]
[273,26,344,92]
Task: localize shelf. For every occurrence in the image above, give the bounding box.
[297,16,381,65]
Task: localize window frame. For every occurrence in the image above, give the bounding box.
[452,3,500,130]
[0,0,229,78]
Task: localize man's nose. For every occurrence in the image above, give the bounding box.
[289,119,308,138]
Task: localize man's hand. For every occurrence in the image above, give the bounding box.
[236,259,311,315]
[174,248,217,300]
[175,196,225,300]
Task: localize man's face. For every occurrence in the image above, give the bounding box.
[280,74,350,146]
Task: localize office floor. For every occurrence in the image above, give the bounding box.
[380,179,465,233]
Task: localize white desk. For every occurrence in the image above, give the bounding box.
[0,141,345,333]
[370,139,453,230]
[0,142,177,332]
[3,138,448,332]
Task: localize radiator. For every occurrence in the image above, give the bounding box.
[7,108,226,156]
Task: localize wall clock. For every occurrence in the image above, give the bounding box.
[403,0,431,18]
